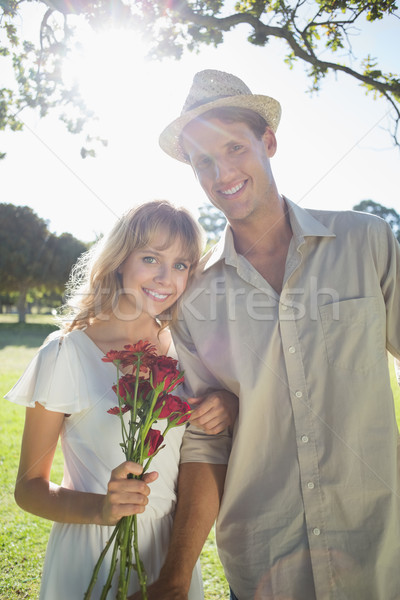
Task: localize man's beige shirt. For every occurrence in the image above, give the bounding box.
[174,199,400,600]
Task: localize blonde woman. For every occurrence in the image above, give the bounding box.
[6,200,237,600]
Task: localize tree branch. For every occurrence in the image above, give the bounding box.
[178,7,399,96]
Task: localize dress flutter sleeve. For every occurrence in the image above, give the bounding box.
[5,330,92,414]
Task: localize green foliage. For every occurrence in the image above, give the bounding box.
[198,204,227,246]
[353,199,400,242]
[0,1,104,158]
[0,203,87,322]
[1,0,400,155]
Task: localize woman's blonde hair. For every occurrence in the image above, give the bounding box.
[60,200,204,332]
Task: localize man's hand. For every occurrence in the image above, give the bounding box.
[189,389,238,434]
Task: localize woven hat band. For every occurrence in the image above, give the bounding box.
[185,94,232,112]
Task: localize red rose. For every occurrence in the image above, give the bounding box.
[137,379,153,401]
[154,394,191,424]
[154,394,181,418]
[171,400,191,425]
[112,374,137,403]
[113,376,154,409]
[150,356,184,392]
[144,429,164,457]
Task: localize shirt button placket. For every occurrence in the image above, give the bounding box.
[280,297,328,596]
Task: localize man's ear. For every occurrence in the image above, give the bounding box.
[262,127,277,158]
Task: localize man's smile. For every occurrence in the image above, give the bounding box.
[219,180,247,197]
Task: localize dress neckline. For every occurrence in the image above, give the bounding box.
[72,328,174,359]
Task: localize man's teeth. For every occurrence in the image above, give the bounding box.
[221,182,245,195]
[146,289,168,300]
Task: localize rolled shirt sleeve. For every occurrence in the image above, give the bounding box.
[172,309,232,465]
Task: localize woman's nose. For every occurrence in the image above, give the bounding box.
[153,264,171,284]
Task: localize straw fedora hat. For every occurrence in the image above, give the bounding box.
[159,69,281,163]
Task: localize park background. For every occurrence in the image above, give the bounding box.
[1,2,400,245]
[1,1,400,598]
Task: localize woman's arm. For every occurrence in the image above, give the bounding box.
[15,403,157,525]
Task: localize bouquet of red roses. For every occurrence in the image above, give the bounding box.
[84,341,191,600]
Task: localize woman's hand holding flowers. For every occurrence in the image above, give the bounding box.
[100,461,159,526]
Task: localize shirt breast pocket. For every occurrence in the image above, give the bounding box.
[318,297,385,373]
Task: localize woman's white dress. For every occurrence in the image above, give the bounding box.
[5,329,203,600]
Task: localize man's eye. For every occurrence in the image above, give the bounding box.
[196,156,211,169]
[143,256,156,264]
[232,144,243,152]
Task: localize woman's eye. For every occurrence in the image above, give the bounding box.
[174,262,188,271]
[143,256,156,264]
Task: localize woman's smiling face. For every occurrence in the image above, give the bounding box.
[117,230,192,319]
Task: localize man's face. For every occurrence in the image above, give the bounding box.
[181,117,277,224]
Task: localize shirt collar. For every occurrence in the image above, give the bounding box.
[202,197,336,272]
[285,197,335,241]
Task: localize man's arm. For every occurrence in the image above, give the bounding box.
[130,462,226,600]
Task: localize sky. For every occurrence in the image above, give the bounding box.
[1,5,400,243]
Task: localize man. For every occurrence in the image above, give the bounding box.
[140,70,400,600]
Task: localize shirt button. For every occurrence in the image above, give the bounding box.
[301,435,309,443]
[307,482,315,489]
[288,346,296,354]
[281,304,288,311]
[295,391,303,398]
[312,528,321,536]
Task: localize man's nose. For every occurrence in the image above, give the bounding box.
[214,158,234,182]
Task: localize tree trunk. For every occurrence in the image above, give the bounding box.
[17,287,27,324]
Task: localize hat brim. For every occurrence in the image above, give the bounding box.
[159,94,281,164]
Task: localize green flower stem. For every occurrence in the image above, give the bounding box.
[117,514,134,598]
[115,365,129,446]
[84,522,120,599]
[133,514,148,599]
[141,388,162,439]
[141,453,156,475]
[99,525,121,600]
[127,358,142,461]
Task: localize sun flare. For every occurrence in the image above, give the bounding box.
[63,27,151,121]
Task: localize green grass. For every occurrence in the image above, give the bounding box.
[0,316,63,599]
[0,315,228,599]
